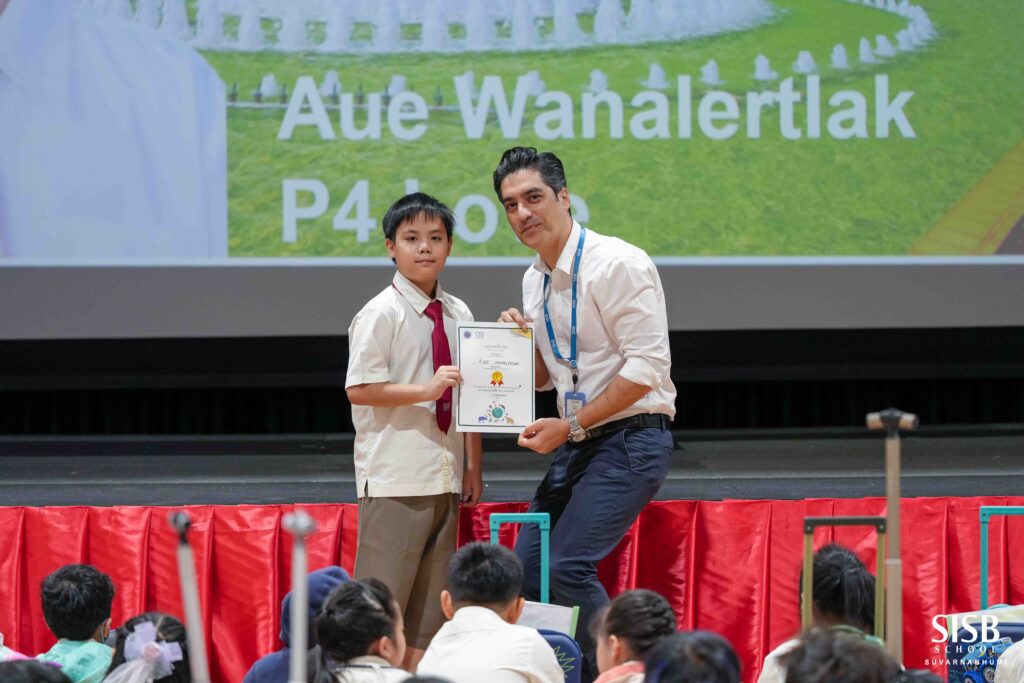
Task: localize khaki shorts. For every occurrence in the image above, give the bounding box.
[354,493,459,649]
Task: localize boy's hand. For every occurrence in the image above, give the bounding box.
[498,308,531,330]
[423,365,462,401]
[462,466,483,506]
[518,418,570,454]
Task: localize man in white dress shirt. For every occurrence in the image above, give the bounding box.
[495,147,676,682]
[418,542,565,683]
[0,0,227,258]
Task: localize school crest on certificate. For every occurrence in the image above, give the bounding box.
[455,322,535,433]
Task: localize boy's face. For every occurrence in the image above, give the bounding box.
[386,214,452,296]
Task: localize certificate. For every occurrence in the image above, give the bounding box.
[455,322,535,433]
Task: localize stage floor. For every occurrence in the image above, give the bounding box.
[1,427,1022,506]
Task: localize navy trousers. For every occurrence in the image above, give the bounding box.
[513,425,673,682]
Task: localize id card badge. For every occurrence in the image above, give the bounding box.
[565,391,587,416]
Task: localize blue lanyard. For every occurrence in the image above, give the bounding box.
[543,227,586,389]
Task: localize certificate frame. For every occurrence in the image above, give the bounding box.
[455,322,535,433]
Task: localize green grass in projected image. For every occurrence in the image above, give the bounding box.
[204,0,1024,257]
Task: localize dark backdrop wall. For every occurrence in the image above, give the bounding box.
[1,327,1022,436]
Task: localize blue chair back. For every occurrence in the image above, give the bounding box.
[538,628,582,683]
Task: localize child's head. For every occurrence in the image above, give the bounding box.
[315,578,405,680]
[382,193,455,294]
[441,542,524,624]
[643,631,740,683]
[805,544,875,633]
[40,564,115,642]
[780,628,899,683]
[0,661,72,683]
[107,612,189,683]
[591,589,676,673]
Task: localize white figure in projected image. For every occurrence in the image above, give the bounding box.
[0,0,227,259]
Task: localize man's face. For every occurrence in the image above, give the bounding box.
[386,214,452,295]
[499,169,572,258]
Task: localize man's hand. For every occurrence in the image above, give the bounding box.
[498,307,531,330]
[518,418,570,454]
[422,365,461,401]
[461,465,483,506]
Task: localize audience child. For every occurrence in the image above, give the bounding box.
[244,566,350,683]
[591,590,676,683]
[104,613,189,683]
[756,544,877,683]
[345,192,483,670]
[778,629,899,683]
[417,542,564,683]
[313,578,410,683]
[643,631,740,683]
[37,564,115,683]
[0,660,73,682]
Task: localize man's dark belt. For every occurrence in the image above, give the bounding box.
[586,413,671,440]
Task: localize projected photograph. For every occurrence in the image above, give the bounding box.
[1,0,1021,259]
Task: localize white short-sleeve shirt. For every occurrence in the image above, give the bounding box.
[418,606,565,683]
[346,271,473,498]
[522,221,676,426]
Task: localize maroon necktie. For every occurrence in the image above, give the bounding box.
[424,300,452,433]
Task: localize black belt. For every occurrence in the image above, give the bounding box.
[586,413,671,440]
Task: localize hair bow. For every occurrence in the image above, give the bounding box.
[124,621,183,679]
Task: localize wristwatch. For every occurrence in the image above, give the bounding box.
[567,414,589,443]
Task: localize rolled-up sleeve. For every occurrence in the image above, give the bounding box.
[345,307,395,388]
[593,254,672,390]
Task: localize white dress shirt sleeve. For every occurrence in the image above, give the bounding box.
[346,307,396,388]
[591,253,672,391]
[529,631,568,683]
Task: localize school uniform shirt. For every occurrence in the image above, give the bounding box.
[37,639,112,683]
[522,221,676,427]
[756,638,798,683]
[0,0,227,258]
[417,606,565,683]
[346,271,473,498]
[996,638,1024,683]
[329,655,411,682]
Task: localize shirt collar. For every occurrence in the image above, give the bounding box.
[392,270,445,315]
[448,605,509,629]
[532,220,582,278]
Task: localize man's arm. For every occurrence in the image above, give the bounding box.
[347,365,462,407]
[516,376,651,454]
[462,433,483,506]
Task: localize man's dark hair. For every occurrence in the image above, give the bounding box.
[0,661,72,683]
[644,630,740,683]
[447,542,523,606]
[780,628,900,683]
[492,147,568,200]
[590,589,676,658]
[108,612,190,682]
[381,192,454,242]
[40,564,115,641]
[806,543,875,633]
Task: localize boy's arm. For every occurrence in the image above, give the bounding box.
[462,433,483,506]
[347,365,462,407]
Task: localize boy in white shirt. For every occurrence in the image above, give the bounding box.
[418,542,565,683]
[345,193,483,671]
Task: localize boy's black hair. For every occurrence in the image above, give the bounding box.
[779,628,900,683]
[381,192,454,242]
[107,612,190,683]
[806,543,876,634]
[0,661,73,683]
[447,541,523,607]
[644,630,741,683]
[40,564,115,641]
[590,589,676,658]
[492,147,568,200]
